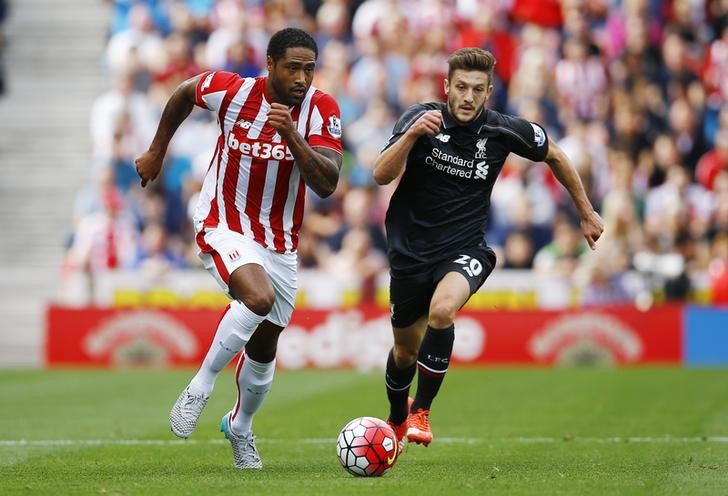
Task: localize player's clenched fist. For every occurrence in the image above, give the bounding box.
[267,103,296,138]
[581,210,605,250]
[407,110,443,137]
[135,150,164,187]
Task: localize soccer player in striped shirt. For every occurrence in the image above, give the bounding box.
[135,28,343,469]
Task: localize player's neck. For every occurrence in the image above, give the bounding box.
[264,78,286,106]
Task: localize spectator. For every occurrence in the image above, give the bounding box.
[106,3,165,76]
[533,217,588,278]
[134,222,188,275]
[327,187,386,254]
[65,0,728,309]
[644,164,714,242]
[323,226,387,303]
[696,127,728,190]
[708,232,728,304]
[65,186,139,271]
[502,230,535,269]
[90,68,157,179]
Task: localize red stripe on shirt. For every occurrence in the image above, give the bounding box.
[242,79,271,246]
[270,162,293,252]
[245,158,268,247]
[222,82,257,234]
[290,177,306,251]
[269,105,303,252]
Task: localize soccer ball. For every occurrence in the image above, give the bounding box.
[336,416,398,477]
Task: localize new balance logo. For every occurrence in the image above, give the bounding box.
[246,387,270,396]
[236,120,252,130]
[435,133,451,143]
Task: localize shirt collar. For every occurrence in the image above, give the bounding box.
[441,104,488,132]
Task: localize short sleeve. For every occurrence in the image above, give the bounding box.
[307,93,343,154]
[195,71,241,113]
[381,104,428,151]
[500,115,549,162]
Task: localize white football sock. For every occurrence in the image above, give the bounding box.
[230,354,276,436]
[188,300,266,396]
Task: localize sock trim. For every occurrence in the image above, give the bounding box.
[416,360,448,376]
[385,380,412,392]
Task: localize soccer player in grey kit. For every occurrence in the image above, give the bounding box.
[374,48,603,451]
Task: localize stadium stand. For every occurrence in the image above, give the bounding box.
[5,0,728,367]
[0,0,108,366]
[57,0,728,310]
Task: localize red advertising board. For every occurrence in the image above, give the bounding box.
[46,305,683,368]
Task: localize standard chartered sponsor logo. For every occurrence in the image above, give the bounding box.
[475,160,489,179]
[425,147,489,180]
[227,132,294,161]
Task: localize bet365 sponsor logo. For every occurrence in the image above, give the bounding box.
[227,132,294,161]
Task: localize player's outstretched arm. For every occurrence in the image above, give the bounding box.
[373,110,442,185]
[544,137,604,249]
[267,102,341,198]
[135,74,201,187]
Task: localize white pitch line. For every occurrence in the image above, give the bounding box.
[1,437,728,447]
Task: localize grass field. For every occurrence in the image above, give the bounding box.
[2,368,728,495]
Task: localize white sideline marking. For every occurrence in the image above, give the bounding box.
[1,437,728,447]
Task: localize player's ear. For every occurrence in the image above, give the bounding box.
[443,77,450,96]
[266,55,274,73]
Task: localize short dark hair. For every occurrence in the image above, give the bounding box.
[267,28,318,62]
[447,47,496,83]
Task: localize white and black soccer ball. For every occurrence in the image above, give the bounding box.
[336,416,398,477]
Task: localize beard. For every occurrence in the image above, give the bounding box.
[271,76,305,106]
[448,96,483,124]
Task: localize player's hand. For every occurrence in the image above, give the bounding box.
[580,210,604,250]
[267,103,296,138]
[407,110,443,137]
[135,149,164,187]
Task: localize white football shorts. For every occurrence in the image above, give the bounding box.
[195,225,298,327]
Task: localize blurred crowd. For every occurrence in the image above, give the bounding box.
[63,0,728,307]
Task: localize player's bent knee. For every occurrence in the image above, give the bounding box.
[392,345,418,367]
[240,291,276,316]
[428,302,457,329]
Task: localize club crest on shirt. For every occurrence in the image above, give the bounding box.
[327,115,342,139]
[475,137,487,159]
[236,119,252,130]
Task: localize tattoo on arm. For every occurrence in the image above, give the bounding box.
[298,147,342,198]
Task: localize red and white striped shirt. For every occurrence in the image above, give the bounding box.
[193,71,342,254]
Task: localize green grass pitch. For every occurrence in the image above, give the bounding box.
[2,368,728,495]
